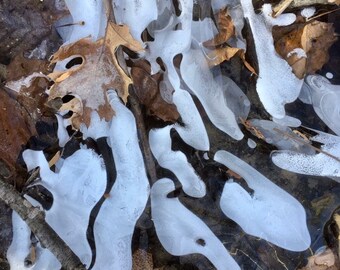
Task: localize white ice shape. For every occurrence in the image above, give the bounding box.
[215,150,311,251]
[56,114,70,147]
[181,49,244,140]
[305,75,340,136]
[149,126,206,198]
[113,0,158,42]
[63,0,107,43]
[92,90,149,269]
[7,212,61,270]
[172,89,210,151]
[240,0,303,118]
[22,148,106,266]
[151,178,240,270]
[271,130,340,180]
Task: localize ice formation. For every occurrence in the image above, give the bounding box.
[7,212,61,270]
[272,130,340,180]
[88,90,150,269]
[62,0,107,43]
[304,75,340,136]
[181,49,244,140]
[151,178,241,270]
[249,119,314,154]
[240,0,303,118]
[21,148,106,267]
[215,151,311,251]
[149,126,206,198]
[113,0,157,42]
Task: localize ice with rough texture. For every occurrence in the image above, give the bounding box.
[240,0,303,118]
[181,49,244,140]
[92,90,150,269]
[113,0,158,42]
[305,75,340,136]
[215,150,311,251]
[63,0,107,43]
[272,130,340,180]
[23,148,106,267]
[249,119,313,154]
[149,126,206,198]
[151,178,240,270]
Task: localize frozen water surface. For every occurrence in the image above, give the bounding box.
[149,126,206,198]
[151,178,241,270]
[215,151,311,251]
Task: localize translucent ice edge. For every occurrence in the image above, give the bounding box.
[272,129,340,180]
[151,178,240,270]
[181,49,244,140]
[215,150,311,251]
[149,126,206,198]
[240,0,303,118]
[305,75,340,136]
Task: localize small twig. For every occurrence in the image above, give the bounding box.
[306,7,340,22]
[273,0,294,17]
[0,179,86,270]
[128,89,158,184]
[273,128,340,163]
[56,21,85,28]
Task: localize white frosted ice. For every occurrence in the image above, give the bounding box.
[149,126,206,198]
[240,0,303,118]
[247,138,256,149]
[63,0,107,43]
[305,75,340,136]
[215,151,311,251]
[56,114,70,147]
[172,89,210,151]
[151,178,240,270]
[22,148,106,267]
[113,0,158,42]
[181,49,244,140]
[326,72,334,79]
[92,90,150,269]
[301,7,316,19]
[272,130,340,180]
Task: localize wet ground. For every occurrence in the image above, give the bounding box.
[0,1,340,270]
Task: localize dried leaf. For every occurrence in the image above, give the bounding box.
[131,60,180,122]
[48,38,117,128]
[207,47,256,74]
[203,8,235,47]
[106,22,144,52]
[274,20,337,78]
[299,248,337,270]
